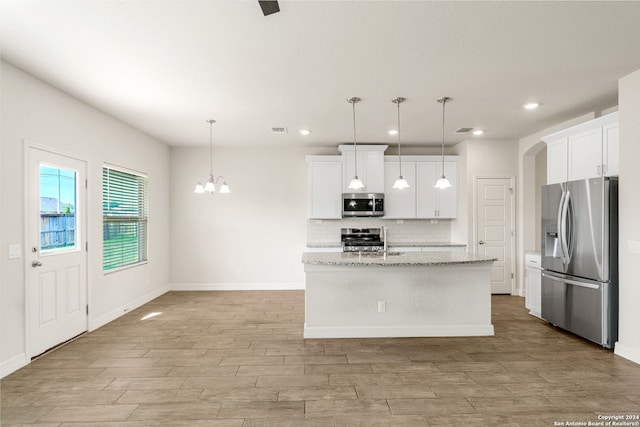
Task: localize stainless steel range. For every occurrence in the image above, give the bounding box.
[341,228,385,252]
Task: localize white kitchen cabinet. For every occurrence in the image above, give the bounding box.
[545,136,568,185]
[339,145,387,193]
[603,122,619,177]
[383,160,417,218]
[416,161,458,218]
[567,127,603,181]
[525,252,542,318]
[306,156,342,219]
[544,111,619,184]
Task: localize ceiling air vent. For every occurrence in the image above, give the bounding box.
[271,127,288,134]
[455,127,474,134]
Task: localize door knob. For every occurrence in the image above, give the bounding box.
[31,260,43,267]
[478,240,485,245]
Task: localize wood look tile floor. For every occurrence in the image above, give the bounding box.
[2,291,640,426]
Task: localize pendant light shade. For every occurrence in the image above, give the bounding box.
[391,97,409,190]
[434,97,452,189]
[347,97,364,190]
[194,119,231,194]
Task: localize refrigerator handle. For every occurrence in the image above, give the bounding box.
[561,190,571,265]
[542,272,600,289]
[562,190,573,264]
[557,189,567,264]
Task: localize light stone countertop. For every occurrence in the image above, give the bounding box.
[306,242,467,248]
[302,251,496,267]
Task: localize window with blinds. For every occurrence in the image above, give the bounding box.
[102,165,148,272]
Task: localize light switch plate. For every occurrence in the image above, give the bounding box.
[8,244,22,259]
[628,240,640,254]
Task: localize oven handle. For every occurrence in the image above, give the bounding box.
[542,272,600,289]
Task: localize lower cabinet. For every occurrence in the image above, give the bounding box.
[525,253,542,318]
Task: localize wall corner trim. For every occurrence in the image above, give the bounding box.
[171,282,305,291]
[88,285,170,331]
[614,341,640,366]
[1,353,29,379]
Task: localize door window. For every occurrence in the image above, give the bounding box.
[39,165,78,253]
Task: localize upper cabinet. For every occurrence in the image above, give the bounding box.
[416,161,458,219]
[338,145,387,193]
[384,159,417,218]
[383,156,458,219]
[543,112,619,185]
[306,156,342,219]
[307,150,459,219]
[545,136,568,185]
[603,122,619,177]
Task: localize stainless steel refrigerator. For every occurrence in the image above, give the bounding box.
[541,177,618,349]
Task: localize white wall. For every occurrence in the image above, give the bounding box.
[1,61,171,377]
[616,69,640,364]
[170,146,313,289]
[533,148,547,251]
[452,139,519,260]
[516,112,595,297]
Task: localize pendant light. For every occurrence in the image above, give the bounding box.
[347,97,365,190]
[391,97,409,190]
[194,119,230,194]
[434,97,452,189]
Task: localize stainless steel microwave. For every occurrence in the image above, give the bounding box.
[342,193,384,217]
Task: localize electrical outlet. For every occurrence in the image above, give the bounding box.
[377,301,386,313]
[396,219,404,224]
[431,219,438,224]
[629,240,640,254]
[315,219,323,224]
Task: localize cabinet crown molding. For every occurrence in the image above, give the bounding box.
[543,111,618,144]
[338,144,388,153]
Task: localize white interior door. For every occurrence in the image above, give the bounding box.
[28,146,87,357]
[476,178,514,294]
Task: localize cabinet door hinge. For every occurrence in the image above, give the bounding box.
[86,305,89,315]
[86,242,88,252]
[85,179,88,189]
[511,273,514,279]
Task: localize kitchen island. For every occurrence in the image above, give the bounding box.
[302,251,496,339]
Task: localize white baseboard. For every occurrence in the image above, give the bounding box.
[614,341,640,365]
[89,285,170,331]
[1,353,29,379]
[171,282,305,291]
[303,324,495,339]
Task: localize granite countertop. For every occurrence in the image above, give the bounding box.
[306,242,467,248]
[302,251,496,267]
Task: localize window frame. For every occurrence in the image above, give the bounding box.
[102,163,149,274]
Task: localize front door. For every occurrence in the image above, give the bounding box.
[28,146,87,357]
[476,177,514,294]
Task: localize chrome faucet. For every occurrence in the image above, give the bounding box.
[381,226,387,254]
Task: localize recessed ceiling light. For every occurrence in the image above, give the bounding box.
[523,102,540,110]
[388,129,398,135]
[299,129,312,135]
[472,129,484,136]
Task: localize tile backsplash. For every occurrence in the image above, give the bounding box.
[306,218,452,244]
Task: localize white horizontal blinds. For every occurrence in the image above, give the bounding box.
[102,165,148,271]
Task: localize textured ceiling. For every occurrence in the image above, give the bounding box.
[2,1,640,148]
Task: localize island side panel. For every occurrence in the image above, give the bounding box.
[304,263,494,338]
